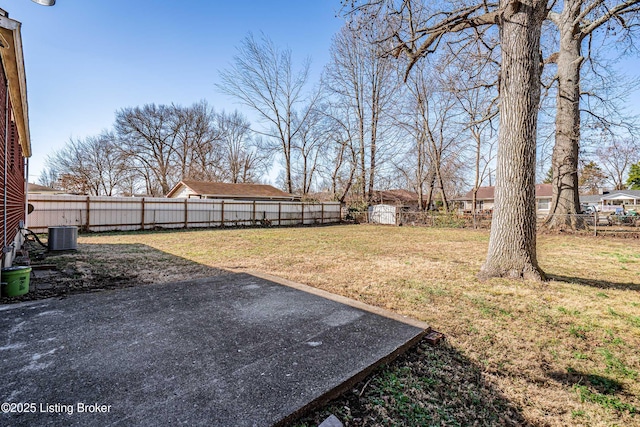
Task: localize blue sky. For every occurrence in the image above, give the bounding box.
[6,1,640,184]
[6,0,344,182]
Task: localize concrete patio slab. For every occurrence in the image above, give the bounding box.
[0,272,428,426]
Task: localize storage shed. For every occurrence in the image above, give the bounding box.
[368,204,397,225]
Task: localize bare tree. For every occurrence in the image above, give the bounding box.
[217,110,270,183]
[92,132,129,196]
[292,105,334,194]
[595,137,640,189]
[37,166,59,189]
[173,100,223,182]
[317,100,360,202]
[45,139,94,195]
[48,101,267,197]
[347,0,548,280]
[45,133,127,196]
[115,104,180,196]
[114,102,226,195]
[544,0,640,229]
[395,58,467,211]
[457,98,498,224]
[239,136,272,183]
[325,20,397,203]
[217,33,318,193]
[448,43,499,225]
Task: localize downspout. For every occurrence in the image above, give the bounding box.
[24,157,28,229]
[3,86,8,254]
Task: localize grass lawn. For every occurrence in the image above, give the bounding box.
[73,225,640,426]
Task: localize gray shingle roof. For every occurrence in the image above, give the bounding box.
[580,190,640,203]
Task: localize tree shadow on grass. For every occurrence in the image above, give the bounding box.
[546,370,624,396]
[9,240,532,426]
[294,338,531,427]
[546,370,639,414]
[548,274,640,292]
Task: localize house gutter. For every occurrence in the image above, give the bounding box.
[202,194,299,201]
[23,156,28,229]
[0,16,31,157]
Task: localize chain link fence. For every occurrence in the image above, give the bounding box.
[540,212,640,236]
[349,208,640,236]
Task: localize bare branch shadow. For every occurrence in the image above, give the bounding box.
[548,274,640,292]
[9,239,532,427]
[295,338,532,426]
[546,370,625,396]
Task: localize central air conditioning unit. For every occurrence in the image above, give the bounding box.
[48,226,78,251]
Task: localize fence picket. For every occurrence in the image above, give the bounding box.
[26,195,341,233]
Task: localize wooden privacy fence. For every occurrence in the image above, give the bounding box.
[27,195,342,233]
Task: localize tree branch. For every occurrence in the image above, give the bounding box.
[580,0,640,38]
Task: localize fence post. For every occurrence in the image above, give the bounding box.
[141,198,145,230]
[184,199,188,228]
[252,200,256,225]
[321,203,324,224]
[594,211,597,237]
[85,196,91,232]
[301,203,305,225]
[278,202,282,226]
[221,201,225,227]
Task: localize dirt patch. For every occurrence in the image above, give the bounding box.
[0,238,222,304]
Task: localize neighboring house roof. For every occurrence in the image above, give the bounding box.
[580,190,640,204]
[303,191,336,202]
[456,184,552,201]
[535,184,553,198]
[603,190,640,199]
[370,189,422,206]
[166,180,300,201]
[27,183,66,194]
[0,12,30,157]
[579,195,601,204]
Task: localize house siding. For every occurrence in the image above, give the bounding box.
[0,62,26,267]
[174,186,194,198]
[458,185,552,214]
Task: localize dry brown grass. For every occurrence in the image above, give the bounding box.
[71,225,640,426]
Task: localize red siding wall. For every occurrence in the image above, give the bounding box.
[0,61,26,254]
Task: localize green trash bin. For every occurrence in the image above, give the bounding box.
[1,266,32,297]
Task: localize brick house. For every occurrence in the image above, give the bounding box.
[1,10,31,268]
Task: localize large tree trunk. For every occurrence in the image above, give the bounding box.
[544,0,583,230]
[480,0,546,281]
